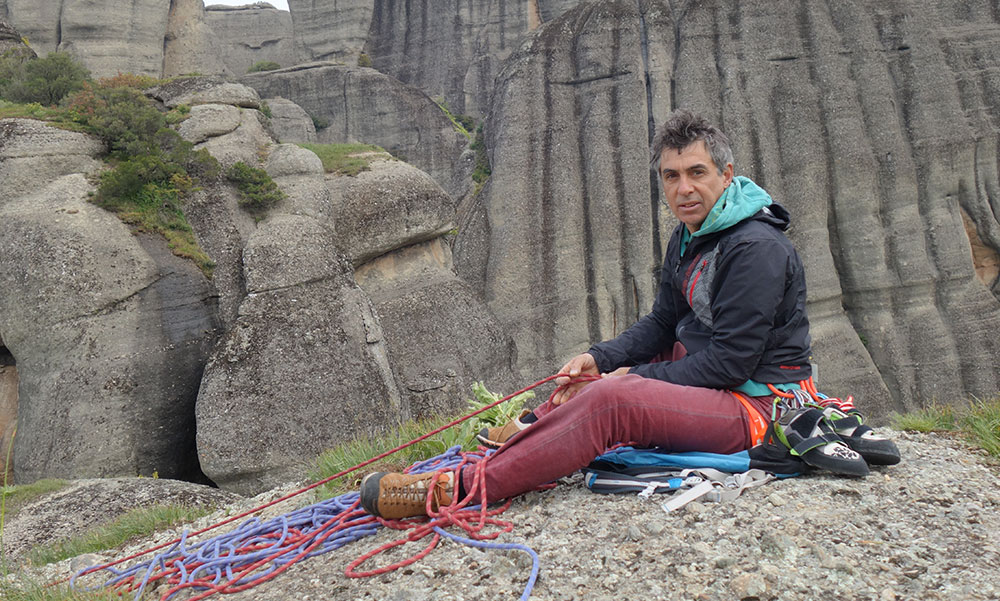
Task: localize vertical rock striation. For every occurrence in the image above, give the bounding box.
[204,3,293,76]
[460,0,1000,416]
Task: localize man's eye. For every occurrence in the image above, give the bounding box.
[663,173,677,180]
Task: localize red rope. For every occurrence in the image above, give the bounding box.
[64,373,590,589]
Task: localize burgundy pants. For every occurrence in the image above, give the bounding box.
[460,374,771,503]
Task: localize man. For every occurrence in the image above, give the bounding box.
[360,109,822,519]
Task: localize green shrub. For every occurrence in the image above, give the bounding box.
[471,123,491,185]
[0,51,89,106]
[84,86,167,157]
[297,142,387,176]
[226,162,285,218]
[310,114,330,131]
[259,100,272,119]
[248,61,281,73]
[357,53,373,68]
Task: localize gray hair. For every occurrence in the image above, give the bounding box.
[650,109,734,175]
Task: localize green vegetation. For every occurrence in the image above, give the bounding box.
[893,396,1000,457]
[27,504,211,566]
[433,97,473,139]
[259,100,272,119]
[0,51,89,106]
[248,61,281,73]
[297,142,388,176]
[471,123,490,190]
[0,52,223,277]
[310,114,330,131]
[310,383,533,497]
[226,161,286,218]
[357,53,373,68]
[0,579,121,601]
[1,480,69,524]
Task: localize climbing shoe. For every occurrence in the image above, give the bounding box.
[821,407,901,466]
[773,407,869,477]
[359,470,454,519]
[476,409,534,449]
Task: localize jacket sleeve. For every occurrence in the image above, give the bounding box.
[587,263,682,373]
[628,238,788,388]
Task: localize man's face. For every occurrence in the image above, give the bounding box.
[658,140,733,233]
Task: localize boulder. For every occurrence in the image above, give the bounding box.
[0,173,219,483]
[456,0,1000,417]
[326,157,456,267]
[204,3,294,76]
[0,478,238,561]
[355,238,519,418]
[327,158,519,416]
[195,214,405,495]
[263,96,317,143]
[149,78,262,110]
[240,62,472,200]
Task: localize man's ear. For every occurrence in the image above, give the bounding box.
[723,163,734,186]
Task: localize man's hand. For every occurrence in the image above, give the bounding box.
[552,353,600,405]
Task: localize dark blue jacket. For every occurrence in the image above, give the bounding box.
[588,202,812,389]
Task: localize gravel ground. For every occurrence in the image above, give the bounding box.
[17,430,1000,601]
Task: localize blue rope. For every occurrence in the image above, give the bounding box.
[433,526,540,601]
[72,446,538,600]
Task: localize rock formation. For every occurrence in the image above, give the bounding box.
[163,0,232,78]
[455,0,1000,417]
[290,0,588,117]
[204,3,293,76]
[0,18,33,59]
[241,63,472,200]
[0,119,219,483]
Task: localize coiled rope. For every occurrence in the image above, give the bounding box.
[69,374,599,600]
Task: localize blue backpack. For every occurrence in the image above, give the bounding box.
[582,426,804,511]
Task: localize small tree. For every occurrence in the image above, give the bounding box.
[0,51,89,105]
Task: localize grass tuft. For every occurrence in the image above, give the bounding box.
[310,383,532,498]
[297,142,389,176]
[893,395,1000,457]
[27,504,211,566]
[0,578,120,601]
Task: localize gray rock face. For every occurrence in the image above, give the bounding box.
[241,63,472,200]
[356,238,519,419]
[331,158,519,417]
[457,0,1000,417]
[163,0,232,78]
[327,157,456,267]
[195,215,405,495]
[288,0,372,64]
[290,0,587,117]
[205,3,294,76]
[5,0,170,77]
[0,119,220,483]
[263,97,317,143]
[0,18,33,59]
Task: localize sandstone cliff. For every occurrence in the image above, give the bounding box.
[454,0,1000,417]
[204,3,294,76]
[0,79,515,492]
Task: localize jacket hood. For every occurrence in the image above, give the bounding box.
[681,176,785,254]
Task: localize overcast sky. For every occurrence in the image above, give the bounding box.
[204,0,289,10]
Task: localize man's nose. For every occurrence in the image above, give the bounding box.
[677,175,694,195]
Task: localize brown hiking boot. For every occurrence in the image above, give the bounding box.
[359,470,454,519]
[476,409,534,449]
